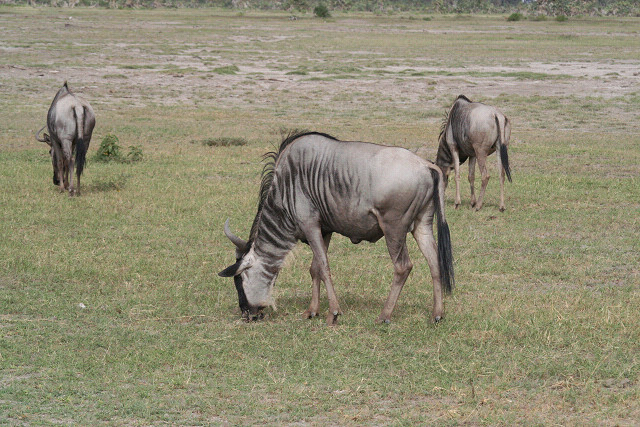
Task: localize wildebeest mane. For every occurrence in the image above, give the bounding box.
[247,130,339,243]
[438,96,473,166]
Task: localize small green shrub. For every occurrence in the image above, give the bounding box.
[507,12,524,22]
[94,134,143,163]
[95,134,122,162]
[555,15,568,22]
[313,4,331,18]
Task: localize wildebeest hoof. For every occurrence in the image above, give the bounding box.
[499,206,506,212]
[434,315,442,323]
[302,310,317,319]
[326,311,340,326]
[376,316,391,324]
[242,310,265,322]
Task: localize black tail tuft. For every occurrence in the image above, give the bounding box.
[500,143,512,183]
[495,115,512,183]
[75,137,87,178]
[430,168,455,295]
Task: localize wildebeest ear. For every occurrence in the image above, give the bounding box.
[219,254,254,277]
[219,250,255,277]
[219,260,242,277]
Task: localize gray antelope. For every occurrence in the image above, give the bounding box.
[436,95,512,211]
[219,131,455,326]
[36,82,95,196]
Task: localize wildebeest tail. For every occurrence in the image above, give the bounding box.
[74,106,87,177]
[495,115,512,183]
[430,168,454,295]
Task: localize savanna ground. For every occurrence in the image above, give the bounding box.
[1,7,639,425]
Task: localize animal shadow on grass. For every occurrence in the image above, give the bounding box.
[85,173,130,193]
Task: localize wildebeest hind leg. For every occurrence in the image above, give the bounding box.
[412,219,444,322]
[452,149,462,209]
[474,154,490,211]
[497,151,506,212]
[303,233,332,319]
[468,157,477,208]
[68,155,76,196]
[377,221,413,324]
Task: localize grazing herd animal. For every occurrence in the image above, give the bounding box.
[218,131,454,325]
[36,82,95,196]
[436,95,512,212]
[35,84,510,325]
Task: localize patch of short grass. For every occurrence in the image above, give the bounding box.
[192,137,248,147]
[212,65,240,74]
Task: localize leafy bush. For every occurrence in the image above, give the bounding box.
[555,14,568,22]
[94,134,143,163]
[313,4,331,18]
[507,12,524,21]
[95,134,122,162]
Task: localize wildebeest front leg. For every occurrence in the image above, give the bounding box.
[377,222,413,324]
[304,228,342,325]
[303,233,332,319]
[54,146,66,193]
[468,157,477,208]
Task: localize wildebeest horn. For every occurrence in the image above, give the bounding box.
[35,125,51,146]
[224,218,247,250]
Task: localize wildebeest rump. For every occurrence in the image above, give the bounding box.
[435,95,512,211]
[36,82,95,196]
[219,131,454,326]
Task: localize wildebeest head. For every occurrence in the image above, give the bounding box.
[218,219,276,321]
[35,125,60,185]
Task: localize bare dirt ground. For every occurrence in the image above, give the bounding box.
[4,57,637,107]
[2,11,638,124]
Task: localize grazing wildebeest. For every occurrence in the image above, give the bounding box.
[435,95,512,211]
[219,131,454,326]
[35,82,95,196]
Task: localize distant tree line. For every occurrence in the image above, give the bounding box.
[5,0,639,16]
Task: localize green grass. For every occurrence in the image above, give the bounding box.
[212,65,240,74]
[1,7,639,425]
[192,136,248,146]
